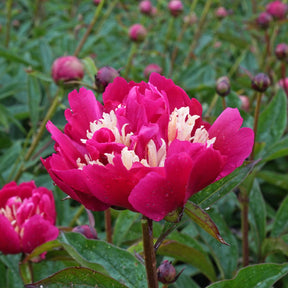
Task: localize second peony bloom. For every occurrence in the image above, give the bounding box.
[42,73,254,221]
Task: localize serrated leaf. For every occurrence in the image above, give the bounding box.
[207,263,288,288]
[58,232,147,288]
[158,240,217,282]
[25,267,128,288]
[184,201,228,245]
[190,162,255,209]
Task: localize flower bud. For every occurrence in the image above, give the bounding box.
[216,76,230,97]
[251,73,271,92]
[275,43,288,61]
[168,0,183,17]
[95,66,120,92]
[157,260,177,284]
[144,64,162,78]
[93,0,102,5]
[72,225,98,239]
[215,7,228,19]
[51,56,84,83]
[256,12,273,29]
[129,24,147,42]
[139,0,153,15]
[239,95,250,112]
[266,0,288,20]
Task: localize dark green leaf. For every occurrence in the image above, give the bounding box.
[262,136,288,162]
[25,267,128,288]
[257,170,288,190]
[207,263,288,288]
[0,47,37,66]
[271,195,288,237]
[262,238,288,259]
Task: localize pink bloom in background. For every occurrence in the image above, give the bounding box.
[256,12,273,29]
[42,73,254,221]
[0,181,58,255]
[168,0,183,17]
[266,0,287,19]
[139,0,153,15]
[215,7,228,19]
[51,56,84,83]
[129,24,147,42]
[144,64,162,78]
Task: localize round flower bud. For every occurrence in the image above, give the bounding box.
[275,43,288,61]
[95,66,120,93]
[93,0,102,5]
[72,225,98,239]
[266,0,288,20]
[256,12,273,29]
[239,95,250,112]
[52,56,84,83]
[168,0,183,17]
[144,64,162,78]
[157,260,177,284]
[129,24,147,42]
[215,7,228,19]
[139,0,153,15]
[216,76,230,97]
[251,73,271,92]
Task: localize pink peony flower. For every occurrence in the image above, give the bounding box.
[129,24,147,42]
[42,73,254,221]
[266,0,287,19]
[144,64,162,78]
[52,56,84,83]
[95,66,120,93]
[215,7,228,19]
[256,12,273,29]
[0,181,58,254]
[139,0,153,15]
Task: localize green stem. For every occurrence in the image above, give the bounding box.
[74,0,105,57]
[204,93,218,118]
[69,205,85,227]
[221,97,227,110]
[250,92,262,160]
[142,217,158,288]
[183,0,212,67]
[5,0,13,48]
[13,88,64,182]
[105,209,112,243]
[240,188,249,267]
[281,62,288,96]
[124,43,138,79]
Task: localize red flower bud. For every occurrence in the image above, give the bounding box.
[256,12,273,29]
[129,24,147,42]
[144,64,162,78]
[266,0,288,20]
[251,73,271,92]
[51,56,84,83]
[275,43,288,61]
[157,260,177,284]
[168,0,183,17]
[95,66,120,92]
[139,0,153,15]
[72,225,98,239]
[216,76,230,97]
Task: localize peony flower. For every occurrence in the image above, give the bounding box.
[52,56,84,83]
[129,24,147,42]
[215,7,228,19]
[139,0,153,15]
[256,12,273,29]
[168,0,183,17]
[266,0,287,20]
[42,73,254,221]
[95,66,120,93]
[0,181,58,254]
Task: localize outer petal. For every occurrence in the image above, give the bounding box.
[22,215,59,254]
[208,108,254,179]
[64,88,103,142]
[129,153,193,221]
[0,215,21,254]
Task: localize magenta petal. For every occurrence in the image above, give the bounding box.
[129,153,193,221]
[186,148,224,200]
[64,88,103,142]
[0,215,21,254]
[22,215,59,254]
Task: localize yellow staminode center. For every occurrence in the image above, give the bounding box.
[77,107,215,170]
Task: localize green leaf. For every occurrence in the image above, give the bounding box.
[190,162,255,209]
[113,210,140,246]
[256,170,288,190]
[261,136,288,162]
[25,267,129,288]
[249,179,266,254]
[262,238,288,259]
[0,47,37,66]
[158,240,217,282]
[197,210,238,279]
[27,76,41,131]
[257,89,287,157]
[207,263,288,288]
[184,201,228,245]
[82,56,98,80]
[271,194,288,237]
[58,232,147,288]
